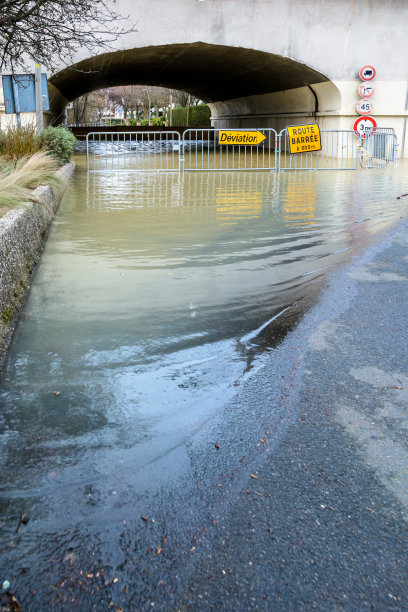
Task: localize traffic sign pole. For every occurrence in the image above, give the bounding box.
[11,77,22,128]
[35,62,43,131]
[356,66,376,136]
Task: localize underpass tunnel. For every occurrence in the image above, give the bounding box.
[49,42,341,130]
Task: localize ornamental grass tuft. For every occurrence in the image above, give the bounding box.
[0,125,43,162]
[0,151,65,213]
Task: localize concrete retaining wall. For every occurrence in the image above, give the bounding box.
[0,162,75,373]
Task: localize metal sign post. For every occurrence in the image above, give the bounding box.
[11,78,22,127]
[34,62,43,131]
[355,66,376,137]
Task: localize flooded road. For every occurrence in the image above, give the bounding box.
[1,158,408,608]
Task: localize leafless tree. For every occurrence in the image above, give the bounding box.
[104,85,172,122]
[0,0,136,72]
[173,90,200,107]
[67,84,203,126]
[71,94,89,125]
[67,89,108,124]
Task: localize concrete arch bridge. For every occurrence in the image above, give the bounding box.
[48,0,408,156]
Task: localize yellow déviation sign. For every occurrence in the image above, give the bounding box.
[218,130,266,146]
[287,124,321,154]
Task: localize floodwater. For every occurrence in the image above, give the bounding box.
[1,157,408,605]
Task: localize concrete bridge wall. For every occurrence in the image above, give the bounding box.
[10,1,408,154]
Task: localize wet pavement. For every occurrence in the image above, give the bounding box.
[0,162,408,610]
[176,211,408,612]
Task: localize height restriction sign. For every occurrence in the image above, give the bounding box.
[353,116,377,138]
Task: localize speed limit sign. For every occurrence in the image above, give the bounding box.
[356,99,373,115]
[353,116,377,138]
[358,83,374,98]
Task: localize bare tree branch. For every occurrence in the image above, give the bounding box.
[0,0,137,72]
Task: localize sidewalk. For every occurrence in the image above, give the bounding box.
[178,217,408,610]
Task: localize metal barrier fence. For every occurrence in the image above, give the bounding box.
[85,128,397,173]
[359,128,397,169]
[182,128,278,171]
[86,131,182,172]
[278,130,360,171]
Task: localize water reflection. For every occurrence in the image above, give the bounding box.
[284,176,317,226]
[216,186,263,224]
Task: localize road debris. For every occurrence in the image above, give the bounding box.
[16,512,29,533]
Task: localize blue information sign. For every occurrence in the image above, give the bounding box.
[2,74,50,113]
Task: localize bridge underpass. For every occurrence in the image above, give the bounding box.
[48,42,339,133]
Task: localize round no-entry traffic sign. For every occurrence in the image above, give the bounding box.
[359,65,376,81]
[354,116,377,138]
[356,99,374,115]
[358,82,374,98]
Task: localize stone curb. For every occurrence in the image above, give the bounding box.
[0,161,75,374]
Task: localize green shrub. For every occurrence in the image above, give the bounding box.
[128,118,138,126]
[151,116,164,126]
[0,125,43,162]
[140,119,149,126]
[171,104,211,127]
[40,126,77,164]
